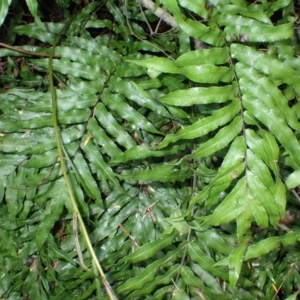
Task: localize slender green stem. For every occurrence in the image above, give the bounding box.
[48,15,118,300]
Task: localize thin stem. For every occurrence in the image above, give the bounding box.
[48,15,118,300]
[0,42,59,58]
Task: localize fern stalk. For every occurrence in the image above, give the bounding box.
[48,15,118,300]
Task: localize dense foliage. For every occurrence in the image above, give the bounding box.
[1,0,300,299]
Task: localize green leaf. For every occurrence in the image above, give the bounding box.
[0,0,12,28]
[13,23,60,43]
[0,154,27,176]
[48,235,75,266]
[176,47,229,66]
[232,44,300,95]
[32,59,101,80]
[190,263,223,294]
[259,128,280,176]
[228,241,247,289]
[85,19,112,30]
[247,169,279,227]
[247,194,268,228]
[106,0,125,25]
[237,63,300,132]
[36,193,66,249]
[128,57,179,74]
[247,149,275,192]
[179,0,208,17]
[284,292,300,300]
[110,78,172,118]
[137,78,162,90]
[242,89,300,169]
[95,103,136,150]
[164,207,189,234]
[116,143,187,163]
[217,4,272,24]
[87,118,123,160]
[188,241,228,281]
[126,265,180,299]
[158,85,237,106]
[101,88,162,135]
[244,232,300,260]
[195,230,232,256]
[125,259,181,299]
[202,177,246,225]
[188,116,242,159]
[161,75,186,91]
[180,65,234,83]
[54,45,119,72]
[246,128,273,170]
[190,159,245,208]
[81,138,123,192]
[118,164,192,183]
[171,289,190,300]
[273,179,286,219]
[285,170,300,190]
[162,0,223,46]
[73,153,103,206]
[257,77,300,132]
[120,229,177,263]
[70,37,122,68]
[5,172,19,216]
[29,89,98,112]
[220,135,246,170]
[156,100,240,149]
[0,177,6,205]
[181,266,205,288]
[117,260,162,294]
[219,14,294,42]
[0,110,90,132]
[236,210,252,243]
[25,0,43,29]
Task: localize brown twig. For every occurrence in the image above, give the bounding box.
[73,212,89,271]
[8,156,59,190]
[0,42,60,58]
[271,262,297,300]
[136,0,178,28]
[119,223,140,248]
[143,200,158,222]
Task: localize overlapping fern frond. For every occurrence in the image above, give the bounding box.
[1,0,300,299]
